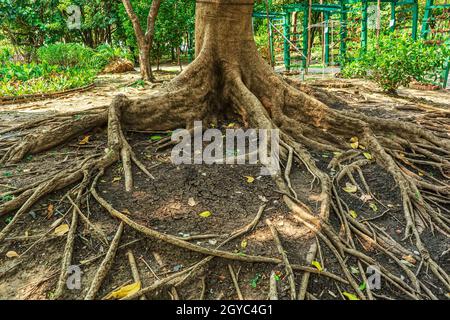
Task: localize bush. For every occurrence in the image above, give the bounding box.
[341,34,449,92]
[37,43,96,69]
[37,43,133,71]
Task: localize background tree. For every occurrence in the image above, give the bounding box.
[121,0,162,81]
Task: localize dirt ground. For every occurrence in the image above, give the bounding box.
[0,70,448,300]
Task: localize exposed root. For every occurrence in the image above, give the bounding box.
[0,38,448,300]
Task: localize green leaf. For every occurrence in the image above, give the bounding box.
[349,210,358,219]
[311,260,323,272]
[150,135,163,141]
[369,203,378,212]
[250,273,262,288]
[198,211,212,218]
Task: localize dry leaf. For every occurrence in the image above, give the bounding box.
[402,255,417,265]
[360,194,373,202]
[350,142,359,149]
[54,224,70,236]
[79,135,90,145]
[311,260,323,272]
[343,183,357,193]
[350,137,359,143]
[46,203,54,219]
[188,197,196,207]
[241,239,248,249]
[244,176,255,183]
[6,251,19,258]
[199,211,212,218]
[105,282,141,300]
[112,177,121,183]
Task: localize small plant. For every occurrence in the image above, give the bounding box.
[342,34,449,92]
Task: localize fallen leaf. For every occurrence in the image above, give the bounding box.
[343,183,357,193]
[241,239,248,249]
[363,152,373,160]
[311,260,323,272]
[349,210,358,219]
[350,137,359,149]
[369,203,378,212]
[122,209,131,215]
[105,282,141,300]
[150,135,163,141]
[359,282,367,291]
[244,176,255,183]
[360,194,373,202]
[418,171,424,177]
[46,203,54,219]
[112,177,121,183]
[6,251,19,258]
[350,266,359,274]
[342,291,360,300]
[54,224,70,236]
[79,135,90,145]
[227,123,236,128]
[402,255,417,265]
[188,197,196,207]
[358,144,366,150]
[199,211,212,218]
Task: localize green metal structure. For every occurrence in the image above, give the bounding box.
[253,0,420,69]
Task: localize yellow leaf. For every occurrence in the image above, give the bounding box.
[6,251,19,258]
[227,123,236,128]
[79,135,90,145]
[358,144,366,150]
[350,136,359,143]
[342,291,359,300]
[350,142,359,149]
[349,210,358,219]
[311,260,323,272]
[343,183,357,193]
[112,177,121,183]
[418,171,424,176]
[105,282,141,300]
[244,176,254,183]
[54,224,70,236]
[363,152,373,160]
[241,239,248,249]
[199,211,212,218]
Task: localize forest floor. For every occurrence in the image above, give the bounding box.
[0,69,448,300]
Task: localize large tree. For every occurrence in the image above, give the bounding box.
[1,0,449,299]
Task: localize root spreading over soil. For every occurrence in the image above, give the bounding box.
[0,1,449,300]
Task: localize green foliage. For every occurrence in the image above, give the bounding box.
[342,34,449,92]
[37,43,132,70]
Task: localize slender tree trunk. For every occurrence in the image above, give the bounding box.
[122,0,161,81]
[139,45,152,81]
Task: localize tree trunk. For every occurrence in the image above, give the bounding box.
[139,45,153,81]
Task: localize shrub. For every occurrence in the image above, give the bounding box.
[37,43,96,69]
[37,43,133,71]
[342,34,449,92]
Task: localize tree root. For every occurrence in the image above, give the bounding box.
[0,47,449,300]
